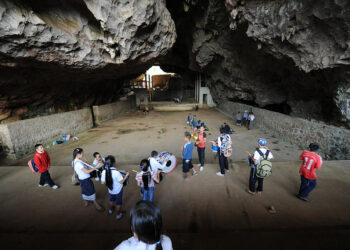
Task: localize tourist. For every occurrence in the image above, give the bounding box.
[92,152,105,181]
[247,138,274,195]
[182,131,197,179]
[149,150,167,175]
[212,126,232,176]
[114,200,173,250]
[297,143,323,202]
[236,111,242,126]
[34,144,59,189]
[242,110,249,126]
[72,148,104,211]
[136,161,160,202]
[248,112,255,130]
[196,125,207,171]
[101,155,129,219]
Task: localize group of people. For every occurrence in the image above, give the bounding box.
[236,110,255,130]
[30,112,323,249]
[180,115,322,201]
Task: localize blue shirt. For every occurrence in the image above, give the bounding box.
[183,142,194,160]
[243,112,249,118]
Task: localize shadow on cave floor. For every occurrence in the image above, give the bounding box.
[0,109,303,167]
[0,160,349,250]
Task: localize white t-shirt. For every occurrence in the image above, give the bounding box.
[149,157,166,174]
[73,159,90,180]
[101,167,123,194]
[115,235,173,250]
[249,114,255,121]
[93,157,105,166]
[253,148,273,165]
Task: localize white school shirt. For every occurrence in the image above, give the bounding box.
[115,235,173,250]
[253,148,273,165]
[101,167,124,194]
[74,159,90,180]
[93,157,105,166]
[149,157,166,173]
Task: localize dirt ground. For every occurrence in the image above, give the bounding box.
[1,109,304,166]
[0,109,350,250]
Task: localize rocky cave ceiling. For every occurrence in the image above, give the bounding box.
[0,0,349,128]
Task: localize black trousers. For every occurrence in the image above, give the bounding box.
[39,170,55,187]
[249,167,263,192]
[197,147,205,166]
[218,151,228,174]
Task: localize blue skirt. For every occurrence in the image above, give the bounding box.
[79,178,96,201]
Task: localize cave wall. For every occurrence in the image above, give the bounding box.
[0,107,93,158]
[0,0,176,122]
[0,0,349,158]
[182,0,350,128]
[219,101,350,160]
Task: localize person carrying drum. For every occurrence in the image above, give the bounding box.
[149,151,168,175]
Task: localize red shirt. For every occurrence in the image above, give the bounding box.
[299,151,322,180]
[197,132,206,148]
[34,150,51,173]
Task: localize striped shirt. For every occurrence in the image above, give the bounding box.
[136,171,156,188]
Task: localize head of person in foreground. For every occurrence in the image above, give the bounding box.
[130,200,165,249]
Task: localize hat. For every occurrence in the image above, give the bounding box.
[257,138,267,146]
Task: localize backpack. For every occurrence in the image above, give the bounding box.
[256,149,272,178]
[220,134,232,157]
[28,158,39,173]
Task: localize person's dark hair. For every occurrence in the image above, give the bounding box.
[130,201,163,250]
[219,125,226,134]
[184,131,191,140]
[140,159,150,169]
[104,155,116,190]
[73,148,83,160]
[151,151,158,157]
[142,164,151,191]
[35,144,43,149]
[309,143,320,152]
[93,152,100,158]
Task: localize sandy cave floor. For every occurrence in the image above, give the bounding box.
[0,109,350,250]
[1,109,305,166]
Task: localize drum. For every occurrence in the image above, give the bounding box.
[212,144,219,153]
[156,152,177,174]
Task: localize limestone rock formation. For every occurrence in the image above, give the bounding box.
[183,0,350,127]
[225,0,350,72]
[0,0,349,129]
[0,0,176,121]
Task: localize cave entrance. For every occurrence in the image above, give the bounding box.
[203,94,208,104]
[130,66,198,108]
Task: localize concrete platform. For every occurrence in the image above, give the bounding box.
[0,160,349,249]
